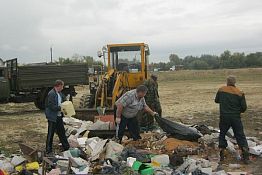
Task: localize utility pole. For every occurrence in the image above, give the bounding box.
[50,46,53,63]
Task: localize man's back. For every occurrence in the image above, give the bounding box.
[215,85,247,117]
[215,76,250,164]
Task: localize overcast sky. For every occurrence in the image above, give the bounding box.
[0,0,262,63]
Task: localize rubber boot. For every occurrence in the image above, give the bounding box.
[220,148,225,162]
[241,147,250,164]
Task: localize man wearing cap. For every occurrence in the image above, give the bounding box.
[215,75,249,164]
[142,74,162,128]
[115,85,158,143]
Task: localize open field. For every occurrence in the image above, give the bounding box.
[157,68,262,140]
[0,68,262,172]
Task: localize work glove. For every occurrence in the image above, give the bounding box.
[115,117,121,124]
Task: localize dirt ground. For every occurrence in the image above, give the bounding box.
[0,68,261,173]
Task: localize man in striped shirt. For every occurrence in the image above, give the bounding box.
[115,85,158,143]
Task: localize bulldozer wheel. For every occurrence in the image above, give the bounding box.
[79,94,95,109]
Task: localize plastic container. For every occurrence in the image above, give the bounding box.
[61,101,75,117]
[151,154,170,166]
[15,162,40,172]
[127,157,137,167]
[132,161,142,171]
[140,164,154,175]
[132,161,154,175]
[69,148,81,157]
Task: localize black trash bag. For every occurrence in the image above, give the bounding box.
[154,115,201,141]
[121,147,151,163]
[19,170,34,175]
[193,124,212,135]
[169,154,184,167]
[101,158,121,174]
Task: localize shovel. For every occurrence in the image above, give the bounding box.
[97,106,106,116]
[115,123,119,139]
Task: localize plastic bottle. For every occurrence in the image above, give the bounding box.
[229,163,241,169]
[235,150,241,161]
[151,154,170,166]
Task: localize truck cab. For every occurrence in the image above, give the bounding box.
[0,66,10,101]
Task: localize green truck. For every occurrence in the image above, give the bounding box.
[0,58,89,110]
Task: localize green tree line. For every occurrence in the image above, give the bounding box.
[56,53,103,66]
[152,51,262,70]
[57,51,262,71]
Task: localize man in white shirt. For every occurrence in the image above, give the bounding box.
[45,80,70,155]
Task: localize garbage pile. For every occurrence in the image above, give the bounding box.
[0,116,262,175]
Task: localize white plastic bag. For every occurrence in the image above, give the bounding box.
[105,141,124,161]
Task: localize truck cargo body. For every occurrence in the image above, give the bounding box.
[17,64,88,91]
[0,58,89,109]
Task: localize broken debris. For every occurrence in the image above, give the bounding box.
[0,116,261,175]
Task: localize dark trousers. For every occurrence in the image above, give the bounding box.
[219,116,248,149]
[46,117,70,153]
[118,115,141,141]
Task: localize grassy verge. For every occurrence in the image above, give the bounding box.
[156,68,262,82]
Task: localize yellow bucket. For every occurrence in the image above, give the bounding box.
[15,162,39,172]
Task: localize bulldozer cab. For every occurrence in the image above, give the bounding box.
[107,43,150,88]
[87,43,150,109]
[77,43,150,120]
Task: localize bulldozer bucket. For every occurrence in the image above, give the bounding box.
[74,108,114,121]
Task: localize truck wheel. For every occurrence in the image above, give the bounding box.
[34,88,49,110]
[34,98,45,110]
[79,94,95,108]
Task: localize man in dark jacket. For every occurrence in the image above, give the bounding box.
[142,74,162,128]
[215,75,249,164]
[45,80,70,155]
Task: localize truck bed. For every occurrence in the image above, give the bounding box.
[17,64,89,90]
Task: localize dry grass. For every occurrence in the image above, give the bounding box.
[0,68,261,153]
[157,68,262,140]
[156,68,262,82]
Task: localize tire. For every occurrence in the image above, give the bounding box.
[79,94,95,109]
[34,97,45,110]
[34,100,40,109]
[34,88,49,110]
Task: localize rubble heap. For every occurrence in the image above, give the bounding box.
[0,116,261,175]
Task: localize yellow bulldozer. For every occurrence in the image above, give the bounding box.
[77,43,150,119]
